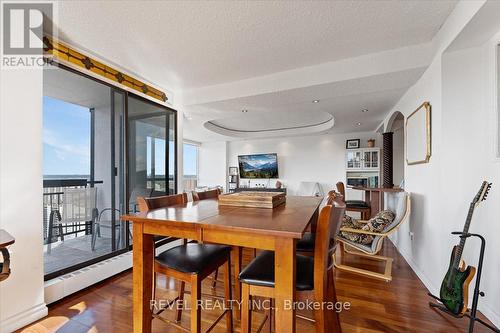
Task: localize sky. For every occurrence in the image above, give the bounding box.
[43,96,91,175]
[43,96,197,177]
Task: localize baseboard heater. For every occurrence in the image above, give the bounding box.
[44,241,181,304]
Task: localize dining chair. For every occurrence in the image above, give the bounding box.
[138,193,233,333]
[336,181,371,219]
[296,190,337,254]
[238,195,346,333]
[192,188,221,201]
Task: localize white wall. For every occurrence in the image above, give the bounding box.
[0,69,48,331]
[198,141,227,189]
[382,1,500,326]
[226,132,382,195]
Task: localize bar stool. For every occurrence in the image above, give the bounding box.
[296,191,337,254]
[138,194,233,333]
[238,196,346,333]
[336,181,371,219]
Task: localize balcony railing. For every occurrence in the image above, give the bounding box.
[43,179,102,244]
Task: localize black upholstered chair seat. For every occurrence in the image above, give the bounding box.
[238,251,314,291]
[346,200,369,209]
[296,232,316,252]
[155,243,231,274]
[296,232,336,253]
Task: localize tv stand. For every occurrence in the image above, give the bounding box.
[234,187,287,194]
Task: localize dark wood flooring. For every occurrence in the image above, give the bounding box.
[19,241,496,332]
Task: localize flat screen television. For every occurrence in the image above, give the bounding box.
[238,153,279,179]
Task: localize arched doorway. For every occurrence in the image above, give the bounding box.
[386,112,404,187]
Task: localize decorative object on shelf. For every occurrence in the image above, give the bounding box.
[346,139,360,149]
[406,101,431,165]
[228,167,239,193]
[218,191,286,209]
[276,180,282,189]
[229,167,238,176]
[429,181,498,333]
[43,36,168,103]
[367,139,376,147]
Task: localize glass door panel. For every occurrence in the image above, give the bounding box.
[364,151,371,168]
[371,151,379,168]
[127,96,176,205]
[43,65,126,279]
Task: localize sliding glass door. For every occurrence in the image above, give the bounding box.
[43,64,177,279]
[127,96,176,208]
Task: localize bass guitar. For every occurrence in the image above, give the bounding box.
[439,180,492,316]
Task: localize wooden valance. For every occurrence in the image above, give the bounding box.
[43,36,168,103]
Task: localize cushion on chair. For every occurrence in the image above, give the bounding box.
[345,200,370,209]
[340,211,395,245]
[296,232,315,252]
[238,251,314,291]
[155,243,231,274]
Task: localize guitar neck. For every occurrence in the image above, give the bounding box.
[453,202,476,269]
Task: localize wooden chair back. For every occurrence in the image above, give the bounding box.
[192,188,221,201]
[335,181,346,200]
[137,193,187,213]
[313,193,345,287]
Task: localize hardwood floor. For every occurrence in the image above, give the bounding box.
[19,241,495,333]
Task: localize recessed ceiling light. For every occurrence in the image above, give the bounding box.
[312,100,320,103]
[362,109,368,113]
[357,122,362,126]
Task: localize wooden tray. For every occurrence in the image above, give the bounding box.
[218,191,286,209]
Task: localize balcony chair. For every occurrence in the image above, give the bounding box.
[138,193,233,332]
[46,187,98,253]
[92,186,154,251]
[238,195,345,333]
[336,181,371,219]
[334,191,411,282]
[129,186,154,213]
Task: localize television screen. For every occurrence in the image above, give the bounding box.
[238,153,279,179]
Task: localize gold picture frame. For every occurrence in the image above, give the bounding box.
[406,102,431,165]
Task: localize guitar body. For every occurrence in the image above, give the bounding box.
[439,246,476,316]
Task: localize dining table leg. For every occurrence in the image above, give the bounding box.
[231,246,242,319]
[274,237,296,333]
[132,223,154,333]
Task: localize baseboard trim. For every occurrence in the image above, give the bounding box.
[478,303,500,329]
[0,302,48,333]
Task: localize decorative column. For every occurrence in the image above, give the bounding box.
[382,132,394,188]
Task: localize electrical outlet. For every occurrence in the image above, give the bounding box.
[409,232,414,241]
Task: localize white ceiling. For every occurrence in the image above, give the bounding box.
[55,0,457,142]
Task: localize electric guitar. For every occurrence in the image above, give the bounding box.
[439,181,492,316]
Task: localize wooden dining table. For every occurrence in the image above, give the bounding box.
[122,195,323,333]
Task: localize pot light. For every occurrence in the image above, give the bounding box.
[312,100,320,103]
[362,109,368,113]
[357,122,362,126]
